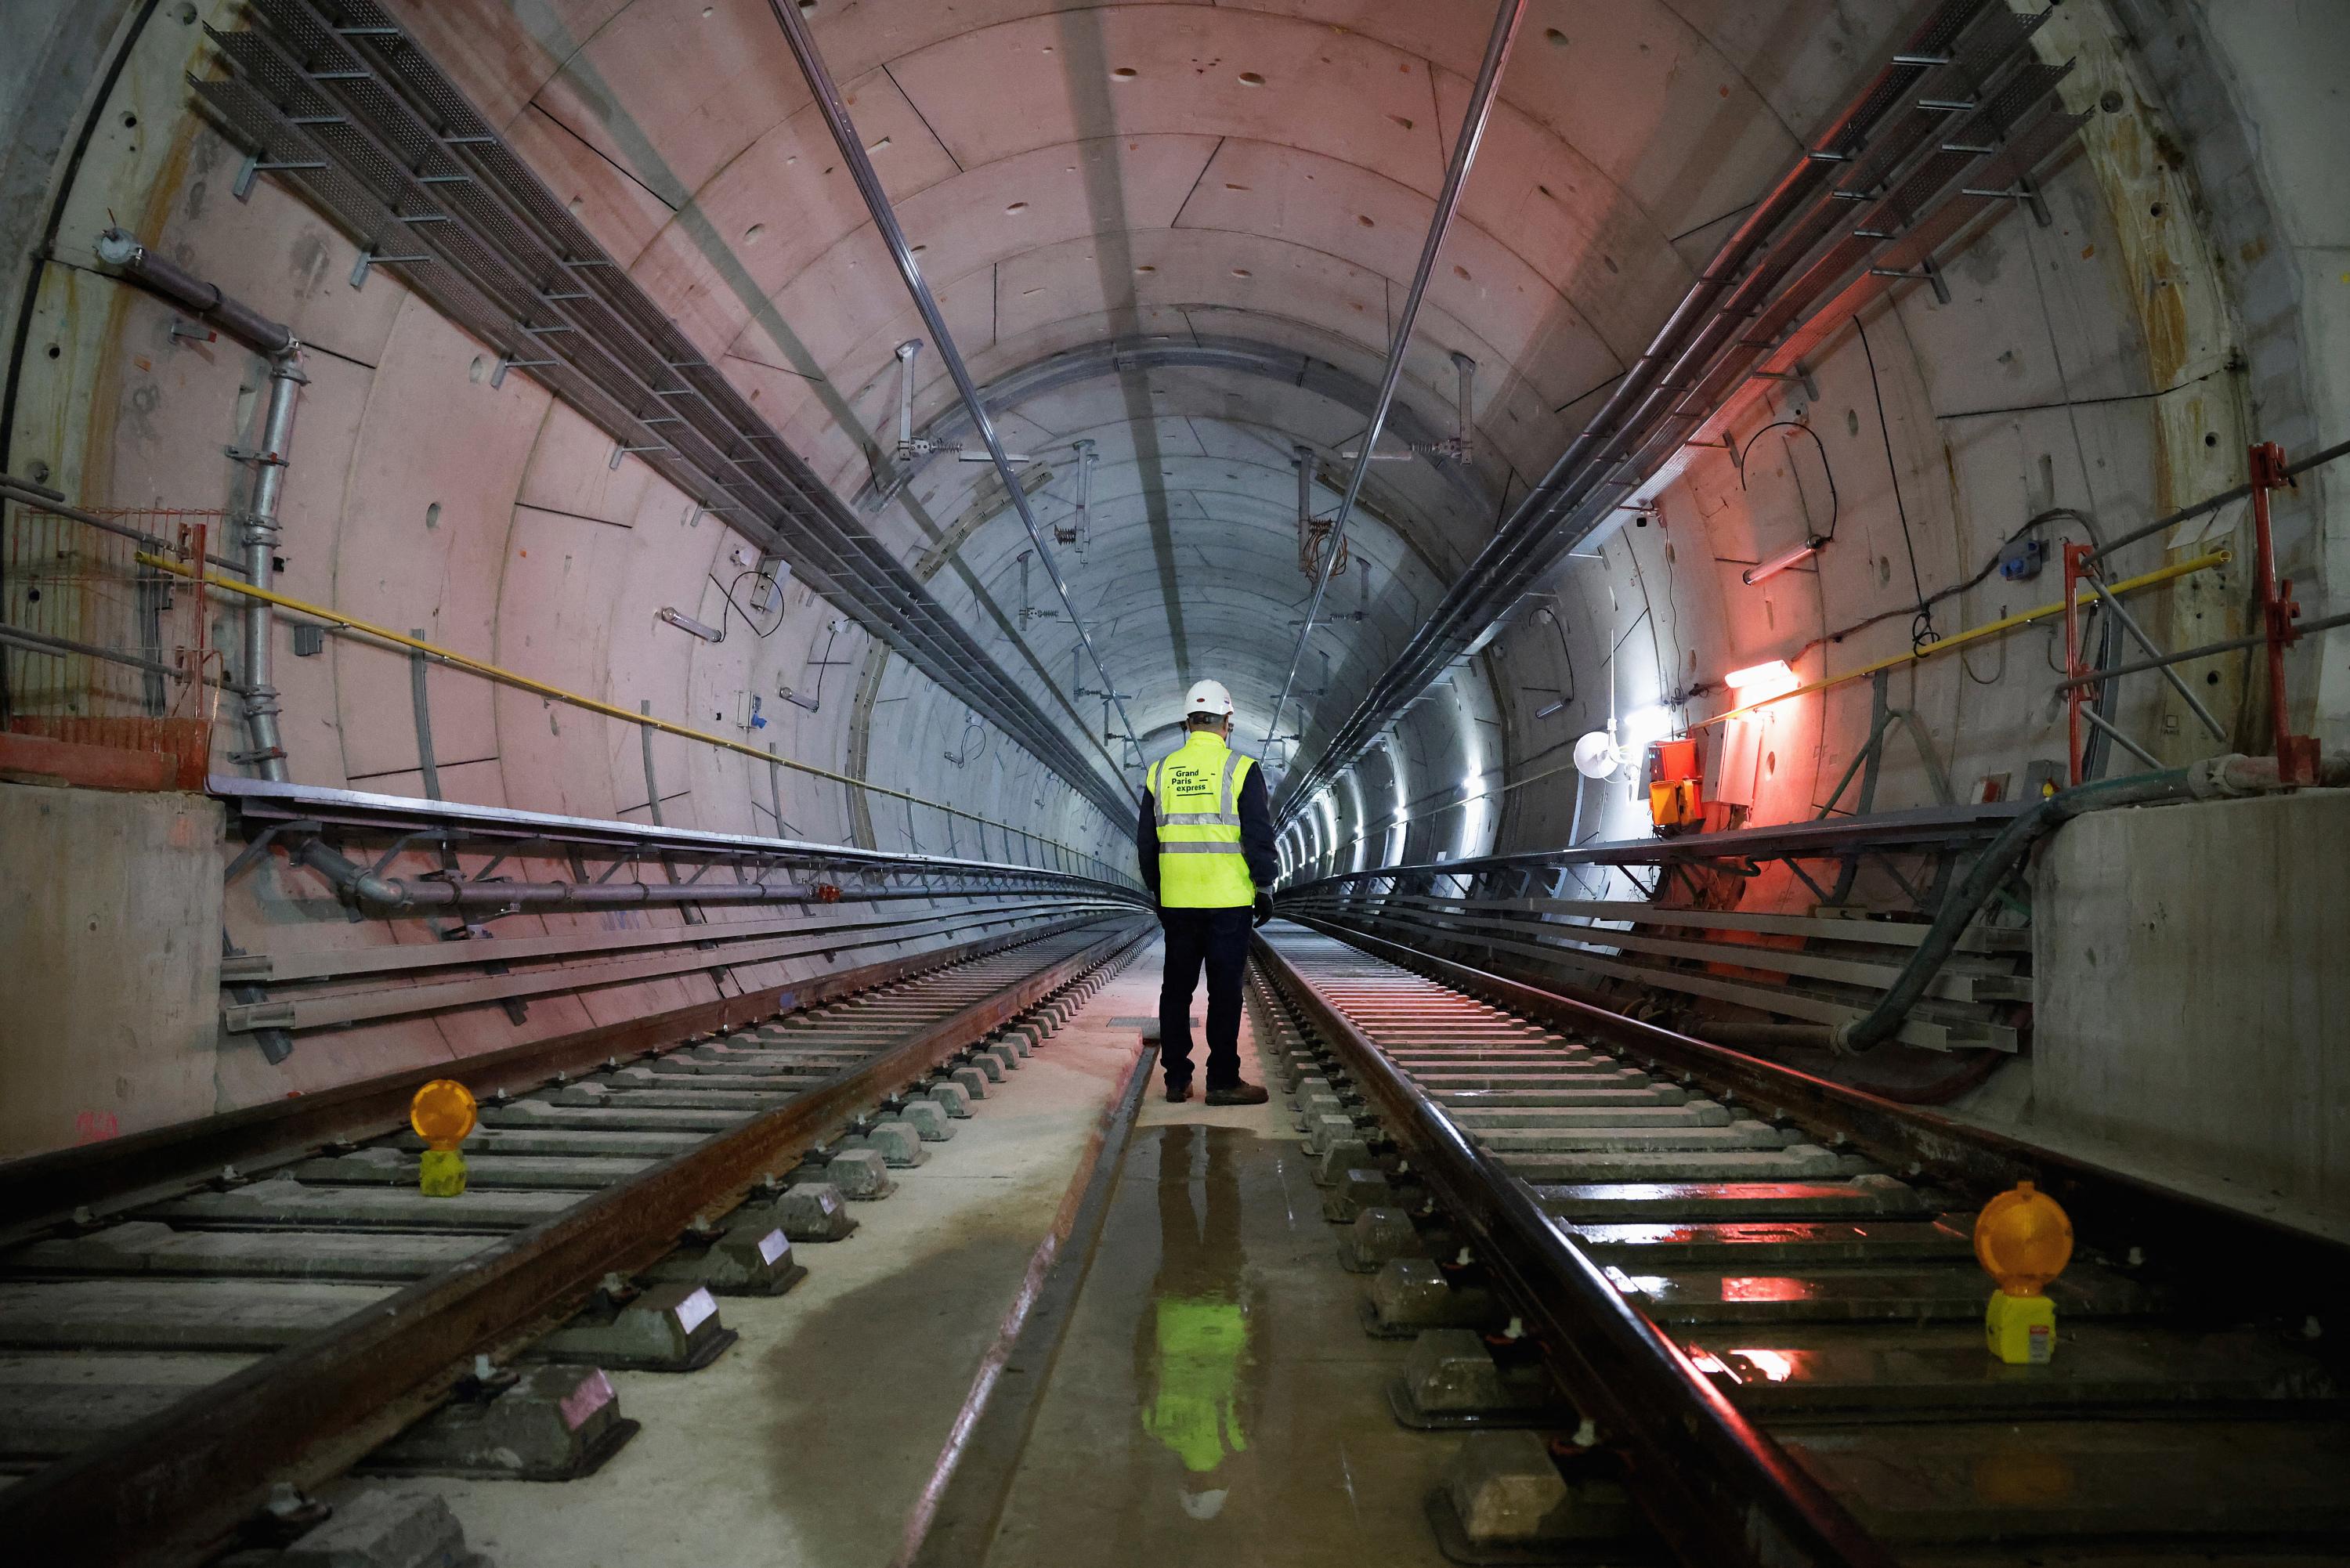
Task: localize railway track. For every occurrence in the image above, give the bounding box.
[0,912,1148,1566]
[1252,923,2350,1567]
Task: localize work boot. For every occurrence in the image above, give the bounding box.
[1164,1078,1193,1104]
[1203,1081,1270,1107]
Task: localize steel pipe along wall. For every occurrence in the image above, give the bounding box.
[1,0,2345,1164]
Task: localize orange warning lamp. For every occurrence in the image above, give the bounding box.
[410,1078,478,1198]
[1974,1180,2071,1364]
[1647,736,1705,834]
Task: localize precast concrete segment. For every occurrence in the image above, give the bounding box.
[197,6,1137,822]
[1253,924,2350,1560]
[0,918,1148,1566]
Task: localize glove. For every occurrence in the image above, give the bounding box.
[1253,891,1274,928]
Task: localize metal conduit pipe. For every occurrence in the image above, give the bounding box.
[237,355,304,781]
[1833,752,2350,1053]
[1264,0,1527,746]
[767,0,1143,788]
[96,228,304,780]
[93,228,295,357]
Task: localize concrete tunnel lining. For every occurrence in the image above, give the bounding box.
[0,0,2342,1218]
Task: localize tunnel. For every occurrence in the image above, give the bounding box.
[2,2,2347,1564]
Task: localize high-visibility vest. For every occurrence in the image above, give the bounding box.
[1143,1294,1249,1472]
[1147,732,1257,908]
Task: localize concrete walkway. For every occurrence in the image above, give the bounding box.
[410,939,1450,1566]
[983,986,1452,1566]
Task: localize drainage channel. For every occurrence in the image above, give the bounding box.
[0,914,1150,1567]
[1252,923,2350,1568]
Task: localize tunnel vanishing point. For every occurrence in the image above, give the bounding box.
[2,3,2348,1566]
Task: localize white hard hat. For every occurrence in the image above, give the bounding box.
[1184,678,1235,717]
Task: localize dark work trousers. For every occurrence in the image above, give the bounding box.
[1158,906,1252,1089]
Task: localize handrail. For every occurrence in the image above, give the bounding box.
[1286,551,2226,874]
[1696,548,2229,728]
[136,550,1133,886]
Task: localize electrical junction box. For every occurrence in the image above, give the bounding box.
[1647,737,1705,834]
[750,556,792,616]
[1998,537,2047,582]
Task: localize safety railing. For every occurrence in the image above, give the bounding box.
[1292,435,2341,876]
[0,479,226,785]
[0,474,1137,890]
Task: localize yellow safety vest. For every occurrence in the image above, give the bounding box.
[1142,1294,1249,1473]
[1147,732,1258,908]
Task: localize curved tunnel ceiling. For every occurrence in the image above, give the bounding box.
[389,0,1918,805]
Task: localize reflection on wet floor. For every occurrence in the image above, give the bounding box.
[1138,1124,1259,1509]
[985,1122,1448,1566]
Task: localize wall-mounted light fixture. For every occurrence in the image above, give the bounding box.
[1723,658,1800,703]
[657,606,724,643]
[1617,703,1676,746]
[1742,535,1827,586]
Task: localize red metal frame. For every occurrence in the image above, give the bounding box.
[2060,540,2094,786]
[178,519,209,717]
[2066,444,2319,787]
[2247,441,2319,785]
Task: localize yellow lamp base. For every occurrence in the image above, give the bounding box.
[419,1148,469,1198]
[1986,1288,2056,1364]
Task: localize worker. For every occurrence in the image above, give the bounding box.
[1137,679,1277,1104]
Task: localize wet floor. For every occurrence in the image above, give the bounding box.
[983,1118,1451,1566]
[399,944,1452,1566]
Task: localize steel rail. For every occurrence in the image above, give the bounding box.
[765,0,1142,791]
[1275,0,2018,813]
[0,916,1095,1240]
[1282,912,2350,1304]
[0,916,1149,1567]
[1262,0,1526,748]
[1290,800,2022,884]
[226,901,1101,1037]
[1251,930,1898,1568]
[212,775,1130,887]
